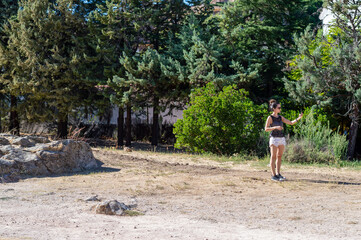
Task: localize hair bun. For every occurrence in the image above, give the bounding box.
[269,99,277,105]
[268,99,279,111]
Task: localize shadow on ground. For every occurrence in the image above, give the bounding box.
[86,138,185,153]
[1,159,120,184]
[289,178,361,185]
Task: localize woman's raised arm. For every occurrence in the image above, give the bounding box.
[281,113,303,125]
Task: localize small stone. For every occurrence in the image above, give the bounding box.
[95,200,132,216]
[85,195,100,202]
[123,147,132,152]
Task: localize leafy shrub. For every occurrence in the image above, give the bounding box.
[284,140,337,164]
[284,110,348,163]
[173,83,267,155]
[282,106,329,136]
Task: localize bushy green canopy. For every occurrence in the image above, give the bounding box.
[174,82,268,155]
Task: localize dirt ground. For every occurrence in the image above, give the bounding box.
[0,148,361,240]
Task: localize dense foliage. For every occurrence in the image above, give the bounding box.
[284,110,348,163]
[285,0,361,158]
[173,83,267,155]
[1,0,98,137]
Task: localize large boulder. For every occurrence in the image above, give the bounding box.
[0,135,99,179]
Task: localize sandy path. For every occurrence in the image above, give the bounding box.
[0,148,360,240]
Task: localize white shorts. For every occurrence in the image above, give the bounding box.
[269,137,286,147]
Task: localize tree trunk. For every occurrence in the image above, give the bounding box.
[57,114,68,139]
[9,95,20,136]
[117,106,124,148]
[151,96,159,146]
[125,103,131,147]
[347,103,359,159]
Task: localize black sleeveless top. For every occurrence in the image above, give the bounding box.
[269,115,284,137]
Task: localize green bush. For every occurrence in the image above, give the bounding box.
[173,83,267,155]
[284,110,348,163]
[282,106,329,136]
[284,140,336,164]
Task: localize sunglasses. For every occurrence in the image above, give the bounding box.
[277,107,282,109]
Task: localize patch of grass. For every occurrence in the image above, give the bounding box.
[222,181,237,187]
[335,160,361,170]
[123,210,144,216]
[0,197,15,201]
[155,185,165,190]
[171,183,192,191]
[258,154,361,170]
[97,147,361,170]
[289,216,302,221]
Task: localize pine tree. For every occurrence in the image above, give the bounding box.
[0,0,19,133]
[90,0,154,147]
[144,0,188,145]
[285,0,361,159]
[103,0,188,146]
[166,13,225,101]
[215,0,323,102]
[114,48,183,146]
[0,1,18,27]
[167,11,260,105]
[145,0,188,53]
[3,0,96,138]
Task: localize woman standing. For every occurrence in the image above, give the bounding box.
[264,99,303,181]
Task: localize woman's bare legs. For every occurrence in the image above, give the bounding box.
[270,145,278,176]
[276,145,285,175]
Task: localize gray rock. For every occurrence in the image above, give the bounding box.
[43,141,64,151]
[11,137,36,148]
[85,195,101,201]
[0,145,14,154]
[28,136,50,144]
[0,134,16,138]
[0,137,10,145]
[95,200,131,216]
[0,139,99,178]
[0,149,48,175]
[23,144,48,153]
[36,140,98,174]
